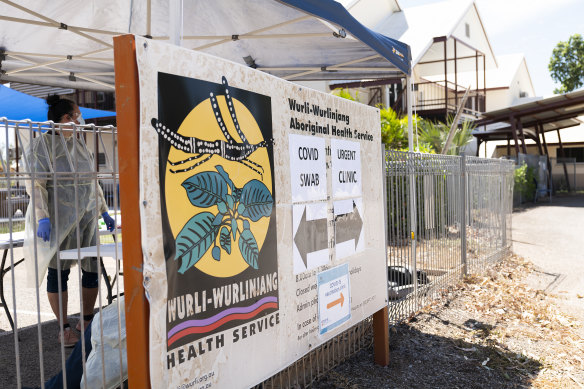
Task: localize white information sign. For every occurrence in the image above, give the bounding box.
[293,203,329,274]
[134,36,388,389]
[331,139,362,198]
[289,134,327,202]
[334,198,364,260]
[317,263,351,335]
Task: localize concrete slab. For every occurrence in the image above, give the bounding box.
[512,194,584,322]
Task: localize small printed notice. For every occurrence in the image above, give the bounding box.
[317,263,351,335]
[289,134,327,202]
[293,203,329,274]
[331,139,361,198]
[334,198,364,260]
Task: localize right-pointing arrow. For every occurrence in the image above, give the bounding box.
[335,201,363,248]
[326,292,345,309]
[294,206,328,268]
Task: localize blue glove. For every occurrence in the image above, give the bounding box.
[37,218,51,242]
[102,212,115,232]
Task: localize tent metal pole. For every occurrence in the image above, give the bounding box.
[5,59,68,75]
[7,54,115,89]
[264,66,395,72]
[283,54,383,80]
[193,15,312,50]
[0,0,112,48]
[184,32,335,40]
[407,76,413,152]
[406,74,417,313]
[169,0,184,46]
[147,0,152,37]
[4,48,113,62]
[0,15,123,36]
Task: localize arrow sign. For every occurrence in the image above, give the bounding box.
[294,206,328,268]
[334,201,363,248]
[326,292,345,309]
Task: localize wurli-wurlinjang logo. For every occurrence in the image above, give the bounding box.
[152,73,278,356]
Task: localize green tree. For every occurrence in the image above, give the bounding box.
[549,34,584,94]
[331,88,358,101]
[332,89,434,152]
[379,105,408,150]
[417,115,475,155]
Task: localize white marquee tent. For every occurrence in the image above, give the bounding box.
[0,0,411,91]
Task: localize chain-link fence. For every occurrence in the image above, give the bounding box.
[385,151,514,325]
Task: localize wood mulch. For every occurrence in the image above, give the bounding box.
[312,254,584,388]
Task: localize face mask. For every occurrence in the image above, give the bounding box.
[77,113,85,126]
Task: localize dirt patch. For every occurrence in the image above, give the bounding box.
[312,255,584,388]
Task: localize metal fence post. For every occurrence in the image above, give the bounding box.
[460,155,467,276]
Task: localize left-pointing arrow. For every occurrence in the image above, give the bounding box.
[294,206,328,268]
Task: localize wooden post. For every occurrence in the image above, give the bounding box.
[444,39,448,117]
[454,39,458,109]
[510,117,520,156]
[517,119,527,154]
[557,129,572,192]
[373,306,390,366]
[113,34,151,388]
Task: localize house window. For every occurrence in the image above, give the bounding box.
[557,147,584,162]
[465,23,470,38]
[98,152,107,166]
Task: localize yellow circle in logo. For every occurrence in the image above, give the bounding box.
[165,96,272,278]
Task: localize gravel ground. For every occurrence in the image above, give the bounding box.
[312,255,584,389]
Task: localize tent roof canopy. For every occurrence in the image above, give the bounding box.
[0,0,411,91]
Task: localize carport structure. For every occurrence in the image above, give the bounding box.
[473,89,584,190]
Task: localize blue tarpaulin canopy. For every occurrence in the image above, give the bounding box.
[0,84,116,122]
[0,0,411,90]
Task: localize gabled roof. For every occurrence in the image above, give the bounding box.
[422,53,531,91]
[487,54,530,89]
[372,0,496,68]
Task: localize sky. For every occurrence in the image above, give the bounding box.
[398,0,583,97]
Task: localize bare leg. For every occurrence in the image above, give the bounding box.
[48,291,68,325]
[82,287,98,316]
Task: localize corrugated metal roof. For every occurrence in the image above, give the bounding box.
[8,82,74,98]
[473,89,584,140]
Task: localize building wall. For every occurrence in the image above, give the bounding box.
[485,89,511,111]
[451,4,494,68]
[345,0,400,28]
[507,60,536,106]
[494,143,584,191]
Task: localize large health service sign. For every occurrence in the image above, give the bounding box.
[135,36,388,388]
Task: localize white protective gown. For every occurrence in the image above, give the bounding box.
[23,130,108,287]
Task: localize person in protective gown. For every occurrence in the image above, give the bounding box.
[23,96,115,347]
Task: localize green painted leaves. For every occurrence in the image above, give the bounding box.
[182,172,228,207]
[174,166,272,274]
[175,212,218,274]
[240,180,273,221]
[239,229,259,269]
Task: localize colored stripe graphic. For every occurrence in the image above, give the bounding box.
[167,302,278,347]
[168,296,278,337]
